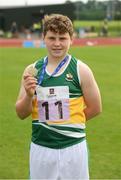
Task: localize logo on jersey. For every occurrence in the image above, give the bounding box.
[66,73,73,81]
[48,88,56,98]
[49,88,54,95]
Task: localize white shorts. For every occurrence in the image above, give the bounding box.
[30,140,89,180]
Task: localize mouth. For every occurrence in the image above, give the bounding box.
[52,48,62,50]
[52,49,62,53]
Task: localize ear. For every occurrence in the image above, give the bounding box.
[70,36,73,45]
[41,33,45,40]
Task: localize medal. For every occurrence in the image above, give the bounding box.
[27,66,38,77]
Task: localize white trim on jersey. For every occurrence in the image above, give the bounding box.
[33,122,86,138]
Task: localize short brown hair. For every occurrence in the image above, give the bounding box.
[43,14,74,37]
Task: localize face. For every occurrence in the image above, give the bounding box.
[43,30,72,59]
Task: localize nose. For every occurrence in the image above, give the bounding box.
[54,39,60,46]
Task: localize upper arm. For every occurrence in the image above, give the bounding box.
[79,62,102,112]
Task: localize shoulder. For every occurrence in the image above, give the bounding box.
[71,56,92,73]
[78,60,93,74]
[76,59,95,85]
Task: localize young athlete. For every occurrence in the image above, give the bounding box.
[15,14,102,179]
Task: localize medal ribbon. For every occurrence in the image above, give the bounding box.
[38,55,69,85]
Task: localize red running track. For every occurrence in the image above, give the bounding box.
[73,37,121,46]
[0,37,121,47]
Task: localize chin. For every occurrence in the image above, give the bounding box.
[53,53,63,58]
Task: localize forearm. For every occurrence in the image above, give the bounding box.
[15,94,33,119]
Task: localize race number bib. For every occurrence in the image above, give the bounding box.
[36,86,70,122]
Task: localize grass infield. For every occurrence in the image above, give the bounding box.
[0,46,120,179]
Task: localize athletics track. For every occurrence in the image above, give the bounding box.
[0,37,121,47]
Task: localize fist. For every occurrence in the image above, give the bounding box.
[23,66,38,97]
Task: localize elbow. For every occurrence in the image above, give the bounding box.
[84,105,102,120]
[95,105,102,116]
[17,113,27,120]
[15,103,28,120]
[15,108,27,120]
[95,109,102,116]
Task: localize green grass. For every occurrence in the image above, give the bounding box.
[0,46,121,179]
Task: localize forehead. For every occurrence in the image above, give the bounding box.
[44,30,70,37]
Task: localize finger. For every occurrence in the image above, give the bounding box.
[24,76,37,83]
[24,80,37,88]
[27,85,36,91]
[23,74,30,80]
[23,72,36,78]
[27,82,37,87]
[25,81,37,87]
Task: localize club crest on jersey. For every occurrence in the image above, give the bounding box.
[66,73,73,81]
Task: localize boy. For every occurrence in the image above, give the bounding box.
[16,14,102,179]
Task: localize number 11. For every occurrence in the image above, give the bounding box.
[41,100,63,120]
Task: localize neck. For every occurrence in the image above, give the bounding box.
[47,55,67,65]
[46,54,69,74]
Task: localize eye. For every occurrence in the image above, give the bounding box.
[60,37,66,40]
[48,37,55,40]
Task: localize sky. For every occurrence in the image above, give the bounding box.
[0,0,109,7]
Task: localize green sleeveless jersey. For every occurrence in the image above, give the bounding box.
[31,55,86,149]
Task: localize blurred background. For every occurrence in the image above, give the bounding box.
[0,0,121,40]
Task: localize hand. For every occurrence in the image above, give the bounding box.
[23,73,37,97]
